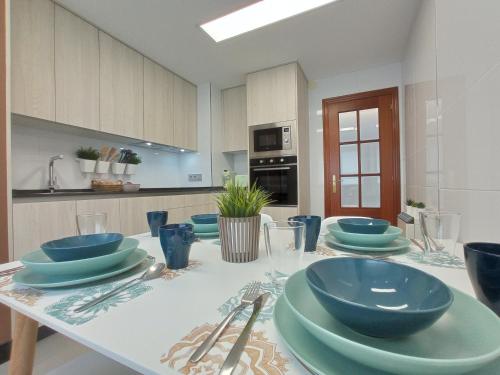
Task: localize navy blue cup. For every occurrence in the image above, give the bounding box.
[159,224,196,270]
[147,211,168,237]
[289,215,321,252]
[464,242,500,316]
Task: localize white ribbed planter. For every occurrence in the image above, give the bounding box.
[219,216,261,263]
[78,159,96,173]
[111,162,126,174]
[125,164,138,175]
[95,160,110,174]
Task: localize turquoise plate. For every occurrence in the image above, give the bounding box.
[21,238,139,276]
[283,270,500,375]
[274,295,500,375]
[185,219,219,233]
[325,234,410,253]
[195,231,219,239]
[13,249,148,288]
[328,223,402,246]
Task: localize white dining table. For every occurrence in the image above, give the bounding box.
[0,234,498,375]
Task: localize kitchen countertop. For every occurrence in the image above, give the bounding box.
[12,187,224,203]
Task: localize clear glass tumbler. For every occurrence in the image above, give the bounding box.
[419,211,461,257]
[264,220,305,285]
[77,213,107,235]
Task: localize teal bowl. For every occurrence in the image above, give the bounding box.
[328,223,401,246]
[41,233,124,262]
[185,219,219,233]
[337,218,390,234]
[22,238,139,276]
[191,214,218,224]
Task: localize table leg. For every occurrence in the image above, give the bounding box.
[8,312,38,375]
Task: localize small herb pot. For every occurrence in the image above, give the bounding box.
[95,160,110,174]
[219,216,261,263]
[125,164,138,175]
[78,159,96,173]
[111,162,126,174]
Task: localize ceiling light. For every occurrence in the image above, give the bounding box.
[201,0,337,42]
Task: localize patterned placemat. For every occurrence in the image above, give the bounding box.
[0,275,44,306]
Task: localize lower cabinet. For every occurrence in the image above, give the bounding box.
[261,206,298,222]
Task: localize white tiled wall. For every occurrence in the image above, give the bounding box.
[403,0,500,242]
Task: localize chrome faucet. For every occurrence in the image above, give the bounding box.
[48,154,64,192]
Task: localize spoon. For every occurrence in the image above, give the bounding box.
[75,263,166,313]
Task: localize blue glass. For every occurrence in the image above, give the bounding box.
[289,215,321,252]
[306,258,453,337]
[464,242,500,316]
[147,211,168,237]
[159,224,196,270]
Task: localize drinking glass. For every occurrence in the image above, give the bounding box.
[77,213,107,235]
[159,223,195,269]
[419,211,461,257]
[264,220,305,285]
[147,210,168,237]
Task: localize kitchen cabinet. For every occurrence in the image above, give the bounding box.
[12,201,77,260]
[55,5,99,130]
[11,0,55,121]
[99,31,144,139]
[261,206,298,222]
[119,197,163,236]
[222,85,247,152]
[76,199,121,233]
[144,58,174,145]
[173,75,197,150]
[247,63,297,126]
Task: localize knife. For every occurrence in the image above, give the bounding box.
[218,292,270,375]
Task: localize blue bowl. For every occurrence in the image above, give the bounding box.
[191,214,218,225]
[41,233,124,262]
[337,218,390,234]
[306,258,453,338]
[464,242,500,316]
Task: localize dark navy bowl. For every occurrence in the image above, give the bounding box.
[41,233,124,262]
[306,258,453,338]
[337,218,390,234]
[464,242,500,316]
[191,214,218,224]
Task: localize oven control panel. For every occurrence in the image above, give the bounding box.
[250,156,297,166]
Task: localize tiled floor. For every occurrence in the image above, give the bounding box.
[0,334,139,375]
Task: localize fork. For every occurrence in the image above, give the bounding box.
[189,281,261,363]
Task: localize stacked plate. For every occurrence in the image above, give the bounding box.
[186,214,219,239]
[14,234,150,288]
[274,267,500,375]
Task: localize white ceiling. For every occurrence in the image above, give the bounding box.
[56,0,421,88]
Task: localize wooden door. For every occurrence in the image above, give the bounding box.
[323,88,400,224]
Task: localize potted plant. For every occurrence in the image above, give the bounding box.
[405,199,416,217]
[406,199,426,221]
[217,182,272,263]
[125,154,141,175]
[75,147,99,173]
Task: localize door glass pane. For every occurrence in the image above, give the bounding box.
[360,142,380,173]
[361,176,380,208]
[341,177,359,208]
[340,144,358,174]
[338,111,357,142]
[359,108,379,140]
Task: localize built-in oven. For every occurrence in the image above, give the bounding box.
[249,156,297,206]
[249,120,296,159]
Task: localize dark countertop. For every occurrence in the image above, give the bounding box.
[12,187,224,202]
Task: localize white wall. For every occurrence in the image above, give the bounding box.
[308,63,404,217]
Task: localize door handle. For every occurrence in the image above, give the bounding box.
[332,174,337,193]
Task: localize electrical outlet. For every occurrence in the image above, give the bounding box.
[188,174,202,182]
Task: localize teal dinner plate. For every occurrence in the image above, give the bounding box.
[283,270,500,375]
[325,234,410,253]
[195,231,219,239]
[328,223,402,246]
[13,249,148,288]
[21,238,140,276]
[185,219,219,233]
[273,295,500,375]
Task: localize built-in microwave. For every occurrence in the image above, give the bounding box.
[249,120,296,158]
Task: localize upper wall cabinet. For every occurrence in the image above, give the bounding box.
[55,5,99,130]
[99,31,144,139]
[173,75,197,150]
[144,58,174,145]
[222,85,247,152]
[11,0,55,121]
[247,63,297,126]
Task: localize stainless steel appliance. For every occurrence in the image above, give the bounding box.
[249,156,297,206]
[249,120,296,158]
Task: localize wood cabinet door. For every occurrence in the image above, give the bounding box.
[13,201,77,260]
[144,58,174,145]
[99,31,143,139]
[11,0,55,121]
[247,63,297,126]
[76,199,121,233]
[222,85,247,152]
[119,196,165,236]
[55,5,99,130]
[173,75,197,150]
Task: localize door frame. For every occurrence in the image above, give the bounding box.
[322,87,400,222]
